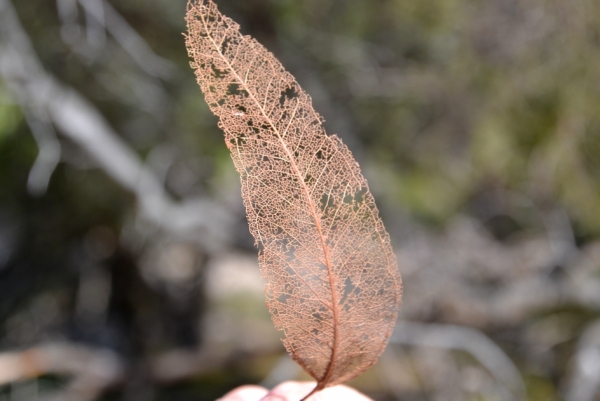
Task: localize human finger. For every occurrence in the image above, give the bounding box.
[218,385,269,401]
[262,381,373,401]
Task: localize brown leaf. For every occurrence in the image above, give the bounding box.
[185,0,402,397]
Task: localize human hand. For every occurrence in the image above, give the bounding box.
[217,381,373,401]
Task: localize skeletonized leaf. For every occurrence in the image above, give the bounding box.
[185,0,402,397]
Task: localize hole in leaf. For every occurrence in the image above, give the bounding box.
[340,277,356,306]
[227,83,248,97]
[279,86,299,107]
[278,293,291,304]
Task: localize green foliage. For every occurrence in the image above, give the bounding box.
[525,375,561,401]
[0,89,21,145]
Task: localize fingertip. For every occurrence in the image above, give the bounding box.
[262,382,316,401]
[266,381,373,401]
[218,385,269,401]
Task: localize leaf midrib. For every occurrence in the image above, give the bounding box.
[199,7,341,385]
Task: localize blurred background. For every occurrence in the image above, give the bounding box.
[1,0,600,400]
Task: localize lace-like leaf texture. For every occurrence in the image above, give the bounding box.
[185,0,402,396]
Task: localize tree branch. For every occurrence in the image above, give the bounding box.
[0,0,232,249]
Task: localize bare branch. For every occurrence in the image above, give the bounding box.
[23,109,61,196]
[0,344,124,401]
[79,0,106,49]
[0,0,231,249]
[0,344,229,401]
[565,319,600,401]
[391,321,525,401]
[77,0,176,79]
[56,0,80,44]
